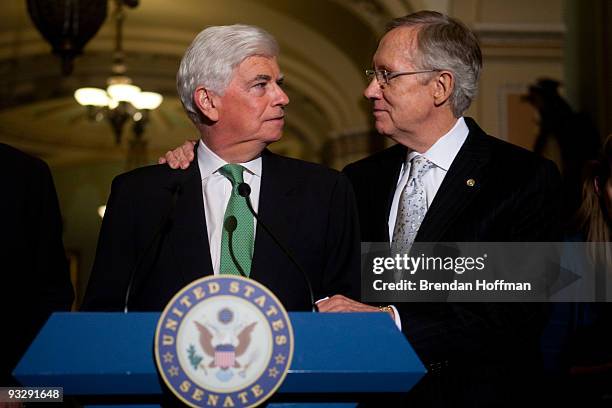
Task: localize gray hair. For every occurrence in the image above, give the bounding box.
[387,11,482,117]
[177,24,279,124]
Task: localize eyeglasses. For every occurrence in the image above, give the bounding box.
[365,69,438,86]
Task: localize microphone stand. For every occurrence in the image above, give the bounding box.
[223,215,247,277]
[237,182,318,312]
[123,183,181,313]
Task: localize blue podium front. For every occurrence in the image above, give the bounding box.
[14,312,426,406]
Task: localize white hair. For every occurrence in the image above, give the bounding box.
[177,24,279,124]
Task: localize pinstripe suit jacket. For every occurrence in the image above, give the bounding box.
[343,118,562,406]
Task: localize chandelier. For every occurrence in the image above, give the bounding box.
[73,0,162,145]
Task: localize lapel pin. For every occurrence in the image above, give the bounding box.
[466,178,476,187]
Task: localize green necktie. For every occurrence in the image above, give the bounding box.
[219,164,254,276]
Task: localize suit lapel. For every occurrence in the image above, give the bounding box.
[370,144,406,242]
[250,150,297,285]
[416,119,491,242]
[168,144,214,284]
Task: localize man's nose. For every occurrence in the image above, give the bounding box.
[273,84,289,107]
[364,77,382,99]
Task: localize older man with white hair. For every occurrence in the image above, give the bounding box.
[162,12,563,406]
[82,24,360,312]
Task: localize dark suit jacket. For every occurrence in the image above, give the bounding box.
[82,148,360,312]
[0,143,74,385]
[344,118,562,406]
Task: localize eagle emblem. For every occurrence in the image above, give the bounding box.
[155,275,294,408]
[191,308,258,381]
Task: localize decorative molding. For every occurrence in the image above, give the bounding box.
[474,22,565,46]
[473,22,565,60]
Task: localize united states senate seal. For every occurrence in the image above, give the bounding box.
[155,275,294,408]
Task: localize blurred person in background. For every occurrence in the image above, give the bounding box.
[566,134,612,406]
[0,143,74,386]
[574,134,612,259]
[524,78,600,220]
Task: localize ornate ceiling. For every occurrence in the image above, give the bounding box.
[0,0,416,166]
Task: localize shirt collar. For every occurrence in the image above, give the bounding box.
[407,117,469,171]
[197,141,262,180]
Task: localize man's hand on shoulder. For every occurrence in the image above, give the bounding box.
[158,140,197,169]
[317,294,394,320]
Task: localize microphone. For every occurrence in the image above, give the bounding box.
[237,182,318,312]
[224,215,238,232]
[237,182,251,198]
[223,215,247,277]
[123,183,181,313]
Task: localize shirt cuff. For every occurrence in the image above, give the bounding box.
[389,305,402,330]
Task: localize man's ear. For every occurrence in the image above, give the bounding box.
[194,86,219,122]
[433,71,454,107]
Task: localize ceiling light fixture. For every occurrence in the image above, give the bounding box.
[74,0,162,144]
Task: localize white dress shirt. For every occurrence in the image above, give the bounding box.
[385,117,468,330]
[388,117,469,241]
[197,141,262,275]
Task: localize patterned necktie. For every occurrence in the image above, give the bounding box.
[219,164,254,276]
[392,155,435,255]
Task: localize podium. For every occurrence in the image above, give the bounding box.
[14,312,426,407]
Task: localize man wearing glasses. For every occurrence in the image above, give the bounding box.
[162,11,561,406]
[327,11,562,407]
